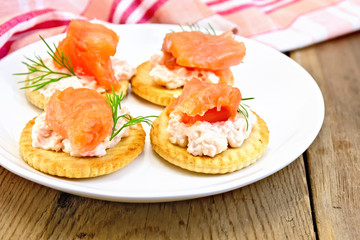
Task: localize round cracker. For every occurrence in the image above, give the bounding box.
[25,79,130,110]
[19,117,145,178]
[131,61,182,106]
[150,110,269,174]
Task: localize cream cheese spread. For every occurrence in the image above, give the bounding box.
[149,53,219,89]
[30,57,135,98]
[111,57,136,81]
[32,107,131,157]
[167,108,257,157]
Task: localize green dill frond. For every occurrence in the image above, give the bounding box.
[175,23,217,35]
[237,97,255,130]
[105,88,157,141]
[14,35,77,91]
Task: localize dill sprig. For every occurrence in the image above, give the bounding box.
[237,97,254,130]
[15,35,77,91]
[205,23,216,35]
[174,23,217,35]
[105,88,157,141]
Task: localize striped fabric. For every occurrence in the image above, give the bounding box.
[1,0,359,58]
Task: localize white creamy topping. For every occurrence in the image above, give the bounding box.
[167,108,257,157]
[32,113,63,151]
[111,57,136,81]
[32,108,131,157]
[149,53,219,89]
[30,57,135,97]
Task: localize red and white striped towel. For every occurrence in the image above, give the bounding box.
[1,0,359,58]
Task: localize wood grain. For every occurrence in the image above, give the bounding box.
[0,155,314,239]
[291,32,360,240]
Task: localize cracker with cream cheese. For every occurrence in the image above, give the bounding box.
[131,61,235,107]
[131,61,182,107]
[19,117,145,178]
[150,109,269,174]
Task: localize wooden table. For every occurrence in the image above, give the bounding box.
[1,31,359,240]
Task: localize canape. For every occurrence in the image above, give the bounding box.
[19,87,155,178]
[18,20,135,109]
[131,29,246,106]
[150,79,269,174]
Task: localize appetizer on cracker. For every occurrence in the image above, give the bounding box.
[19,87,155,178]
[150,79,269,174]
[131,29,246,106]
[17,20,135,109]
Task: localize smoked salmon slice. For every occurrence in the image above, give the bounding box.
[45,87,113,154]
[167,79,242,124]
[56,20,120,91]
[162,31,246,71]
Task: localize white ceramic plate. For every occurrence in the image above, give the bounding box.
[0,23,324,202]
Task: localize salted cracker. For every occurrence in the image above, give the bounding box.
[150,110,269,174]
[19,117,145,178]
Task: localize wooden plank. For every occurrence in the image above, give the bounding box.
[186,157,315,240]
[1,154,315,239]
[290,32,360,240]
